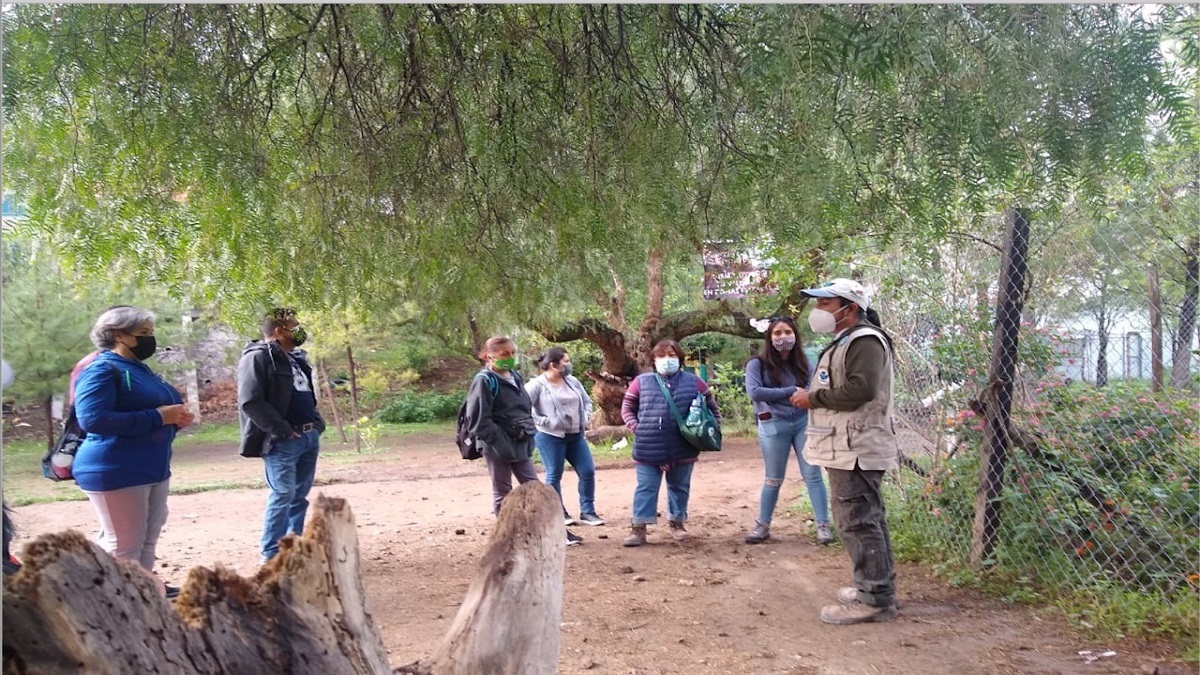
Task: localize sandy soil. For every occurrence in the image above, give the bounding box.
[9,436,1189,675]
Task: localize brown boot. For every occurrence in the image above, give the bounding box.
[669,520,690,541]
[622,524,647,547]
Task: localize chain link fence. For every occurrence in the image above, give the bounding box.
[865,209,1199,640]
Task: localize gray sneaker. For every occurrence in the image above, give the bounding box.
[744,521,771,544]
[578,512,605,526]
[820,600,897,625]
[815,521,834,545]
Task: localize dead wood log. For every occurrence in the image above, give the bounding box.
[398,481,566,675]
[584,424,632,444]
[3,495,391,675]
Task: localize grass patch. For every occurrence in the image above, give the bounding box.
[174,423,242,447]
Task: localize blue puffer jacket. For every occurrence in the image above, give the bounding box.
[72,350,184,492]
[626,371,704,466]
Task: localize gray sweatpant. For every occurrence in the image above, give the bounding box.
[485,456,539,515]
[84,479,170,571]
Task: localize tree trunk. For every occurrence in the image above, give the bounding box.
[467,311,485,360]
[1170,235,1198,389]
[319,359,349,444]
[346,339,362,452]
[1148,265,1164,392]
[397,482,565,675]
[1095,321,1109,388]
[4,487,569,675]
[43,395,54,453]
[3,496,392,674]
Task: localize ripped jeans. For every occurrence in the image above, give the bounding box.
[756,415,829,525]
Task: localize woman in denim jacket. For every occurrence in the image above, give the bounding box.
[743,316,832,545]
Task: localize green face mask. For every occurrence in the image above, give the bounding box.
[492,356,516,371]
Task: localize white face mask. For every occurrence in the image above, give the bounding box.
[654,357,681,376]
[808,308,842,334]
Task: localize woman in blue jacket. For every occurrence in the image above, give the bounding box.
[620,340,720,547]
[743,316,832,545]
[73,306,193,580]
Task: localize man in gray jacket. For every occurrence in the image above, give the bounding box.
[238,307,326,563]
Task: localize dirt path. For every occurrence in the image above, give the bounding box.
[9,438,1186,674]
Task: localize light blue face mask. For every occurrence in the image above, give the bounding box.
[654,357,681,376]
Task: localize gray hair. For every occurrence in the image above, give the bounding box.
[90,306,156,350]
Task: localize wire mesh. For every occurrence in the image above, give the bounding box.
[866,209,1199,633]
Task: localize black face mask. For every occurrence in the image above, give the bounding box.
[131,335,157,361]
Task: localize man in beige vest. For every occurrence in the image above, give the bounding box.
[791,278,900,625]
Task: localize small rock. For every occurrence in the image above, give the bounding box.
[632,575,646,582]
[758,610,767,616]
[581,658,597,670]
[678,579,695,586]
[899,640,917,648]
[852,640,867,647]
[618,565,635,574]
[598,534,609,540]
[455,529,466,535]
[677,637,687,644]
[717,632,729,637]
[421,496,428,500]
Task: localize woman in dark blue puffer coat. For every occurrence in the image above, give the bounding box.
[620,340,720,546]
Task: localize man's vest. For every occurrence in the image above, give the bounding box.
[802,325,900,471]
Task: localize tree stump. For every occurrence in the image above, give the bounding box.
[3,495,391,675]
[5,484,568,675]
[398,481,566,675]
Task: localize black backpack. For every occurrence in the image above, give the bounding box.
[455,372,500,460]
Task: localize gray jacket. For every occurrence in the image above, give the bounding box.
[466,369,536,462]
[525,374,593,437]
[237,341,326,458]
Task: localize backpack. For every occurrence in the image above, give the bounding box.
[42,407,85,481]
[455,370,520,460]
[455,372,499,460]
[43,360,118,482]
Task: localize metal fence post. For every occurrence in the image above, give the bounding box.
[970,208,1031,568]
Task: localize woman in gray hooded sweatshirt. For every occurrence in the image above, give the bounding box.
[525,347,604,528]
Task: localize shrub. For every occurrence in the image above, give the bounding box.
[375,390,463,424]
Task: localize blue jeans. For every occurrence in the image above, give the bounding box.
[260,429,320,560]
[534,431,597,516]
[757,416,830,525]
[631,462,694,525]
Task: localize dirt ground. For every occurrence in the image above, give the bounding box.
[8,435,1191,675]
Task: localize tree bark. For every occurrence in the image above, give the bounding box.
[1170,235,1198,389]
[346,338,362,452]
[43,395,54,453]
[319,359,349,443]
[3,495,392,674]
[1148,265,1164,392]
[398,482,565,675]
[971,207,1030,569]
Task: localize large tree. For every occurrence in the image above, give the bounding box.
[4,4,1194,418]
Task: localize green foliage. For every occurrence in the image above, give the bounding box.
[706,363,756,438]
[374,391,464,424]
[929,318,1063,391]
[892,382,1200,646]
[3,4,1193,335]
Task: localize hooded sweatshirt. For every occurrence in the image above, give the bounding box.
[72,350,184,492]
[237,340,326,458]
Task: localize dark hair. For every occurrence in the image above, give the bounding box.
[478,336,515,361]
[262,307,297,338]
[650,339,685,361]
[754,317,810,387]
[833,298,895,354]
[538,346,568,371]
